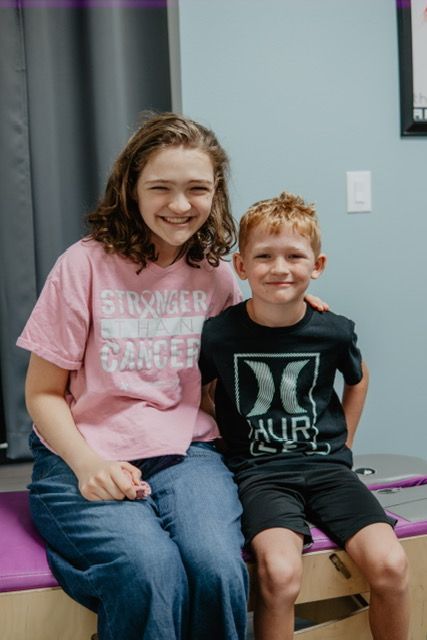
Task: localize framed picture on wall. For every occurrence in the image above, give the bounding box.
[397,0,427,135]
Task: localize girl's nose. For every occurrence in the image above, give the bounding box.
[168,192,191,213]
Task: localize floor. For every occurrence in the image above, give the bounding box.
[0,461,32,492]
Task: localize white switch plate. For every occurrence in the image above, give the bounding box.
[346,171,372,213]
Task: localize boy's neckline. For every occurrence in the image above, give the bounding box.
[243,300,314,331]
[246,298,310,328]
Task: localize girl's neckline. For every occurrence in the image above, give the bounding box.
[146,255,188,273]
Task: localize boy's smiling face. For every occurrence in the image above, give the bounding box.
[233,223,326,321]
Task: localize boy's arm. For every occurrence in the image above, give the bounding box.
[342,361,369,449]
[201,381,216,418]
[199,318,219,418]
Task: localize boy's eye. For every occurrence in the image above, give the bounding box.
[254,253,270,259]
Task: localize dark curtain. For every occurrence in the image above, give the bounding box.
[0,2,172,459]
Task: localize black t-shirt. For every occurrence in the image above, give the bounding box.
[199,302,363,470]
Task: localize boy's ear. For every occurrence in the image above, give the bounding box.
[311,254,327,280]
[233,252,248,280]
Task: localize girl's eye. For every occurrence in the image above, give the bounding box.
[151,185,168,191]
[190,186,210,193]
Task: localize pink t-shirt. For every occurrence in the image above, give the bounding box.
[17,239,242,460]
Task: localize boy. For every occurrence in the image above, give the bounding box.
[199,192,409,640]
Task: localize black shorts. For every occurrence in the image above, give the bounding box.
[236,460,396,548]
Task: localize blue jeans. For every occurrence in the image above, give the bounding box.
[28,433,248,640]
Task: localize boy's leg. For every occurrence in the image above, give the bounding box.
[150,443,249,640]
[345,523,409,640]
[251,528,304,640]
[304,464,409,640]
[236,464,311,640]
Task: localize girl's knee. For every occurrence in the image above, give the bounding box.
[112,539,185,590]
[186,545,247,591]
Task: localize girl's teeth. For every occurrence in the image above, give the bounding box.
[164,217,190,224]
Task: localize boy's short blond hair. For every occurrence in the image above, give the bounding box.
[238,191,322,257]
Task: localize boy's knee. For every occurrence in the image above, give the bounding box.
[369,545,409,594]
[257,552,302,604]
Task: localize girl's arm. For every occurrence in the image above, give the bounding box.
[25,353,143,501]
[305,293,329,312]
[341,361,369,449]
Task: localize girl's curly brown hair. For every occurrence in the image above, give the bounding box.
[86,112,236,271]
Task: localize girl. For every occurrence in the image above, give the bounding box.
[17,112,325,639]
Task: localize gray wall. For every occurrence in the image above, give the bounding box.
[177,0,427,457]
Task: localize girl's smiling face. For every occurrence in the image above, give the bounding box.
[136,146,215,266]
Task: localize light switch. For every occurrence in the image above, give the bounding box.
[346,171,372,213]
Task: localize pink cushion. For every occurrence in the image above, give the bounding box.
[0,491,58,592]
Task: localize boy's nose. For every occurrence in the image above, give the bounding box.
[271,257,289,273]
[168,192,191,213]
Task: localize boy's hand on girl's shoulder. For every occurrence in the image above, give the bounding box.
[305,293,329,312]
[76,458,151,502]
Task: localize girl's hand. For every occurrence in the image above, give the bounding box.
[77,459,150,501]
[305,293,329,312]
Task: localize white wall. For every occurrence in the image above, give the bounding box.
[177,0,427,457]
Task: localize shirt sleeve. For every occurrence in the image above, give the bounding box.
[16,245,91,370]
[338,322,363,385]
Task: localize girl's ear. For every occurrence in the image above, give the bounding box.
[233,252,248,280]
[311,254,327,280]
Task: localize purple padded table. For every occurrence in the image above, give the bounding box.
[1,472,427,639]
[0,492,97,640]
[307,477,427,554]
[0,491,58,593]
[3,478,427,592]
[353,453,427,490]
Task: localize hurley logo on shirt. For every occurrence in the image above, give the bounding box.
[234,353,331,456]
